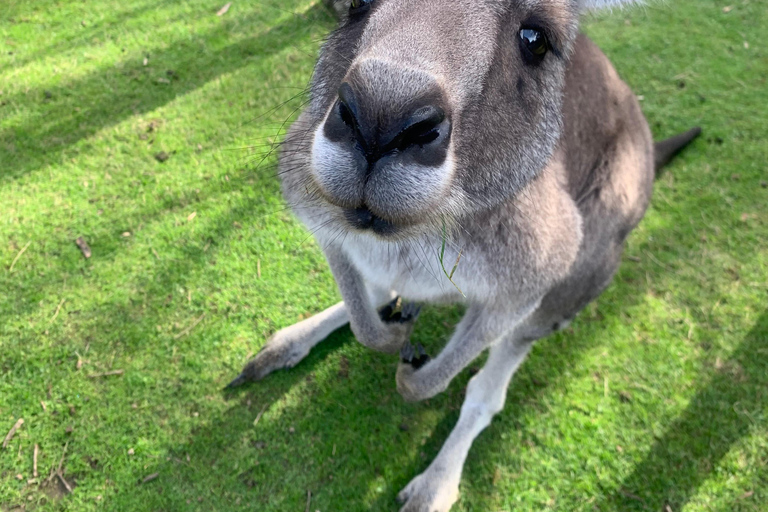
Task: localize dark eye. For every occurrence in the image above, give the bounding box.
[349,0,372,14]
[519,27,548,64]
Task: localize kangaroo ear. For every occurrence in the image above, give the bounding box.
[579,0,643,9]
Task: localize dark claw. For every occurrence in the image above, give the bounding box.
[401,341,415,363]
[401,302,422,322]
[380,297,421,324]
[400,342,431,370]
[379,297,401,323]
[225,373,248,389]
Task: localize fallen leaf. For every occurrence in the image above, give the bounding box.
[75,237,92,258]
[122,232,131,237]
[723,6,733,12]
[143,57,148,66]
[187,212,197,222]
[217,2,232,16]
[740,490,754,499]
[492,467,502,486]
[338,355,349,379]
[128,448,135,455]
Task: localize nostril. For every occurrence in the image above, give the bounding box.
[337,83,361,130]
[398,125,440,150]
[389,105,448,152]
[338,101,357,130]
[335,82,371,152]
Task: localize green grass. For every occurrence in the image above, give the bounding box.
[1,0,766,510]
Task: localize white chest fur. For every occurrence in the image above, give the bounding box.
[329,230,470,303]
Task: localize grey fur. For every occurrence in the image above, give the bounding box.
[232,1,699,510]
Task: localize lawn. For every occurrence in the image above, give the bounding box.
[1,0,766,510]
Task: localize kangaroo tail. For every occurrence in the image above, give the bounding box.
[655,127,702,175]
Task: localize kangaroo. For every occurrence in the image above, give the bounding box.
[229,1,700,510]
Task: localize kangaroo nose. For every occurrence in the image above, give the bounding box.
[329,82,451,165]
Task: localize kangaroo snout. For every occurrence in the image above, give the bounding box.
[311,61,455,236]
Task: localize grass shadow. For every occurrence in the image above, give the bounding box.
[82,199,696,512]
[0,2,332,183]
[590,310,768,511]
[0,0,159,74]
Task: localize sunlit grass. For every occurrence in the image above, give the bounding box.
[1,0,766,511]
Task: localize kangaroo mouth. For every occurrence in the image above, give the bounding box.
[343,205,399,236]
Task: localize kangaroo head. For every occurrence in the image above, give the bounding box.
[290,0,639,239]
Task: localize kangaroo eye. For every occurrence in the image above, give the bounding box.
[519,28,548,64]
[350,0,372,13]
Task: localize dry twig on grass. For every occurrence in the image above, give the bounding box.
[142,473,159,484]
[50,298,66,324]
[3,418,24,449]
[619,488,645,503]
[57,442,68,474]
[8,241,31,272]
[87,370,125,379]
[174,313,206,339]
[57,472,73,493]
[253,404,268,427]
[34,444,39,478]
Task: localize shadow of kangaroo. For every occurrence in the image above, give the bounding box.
[230,1,701,510]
